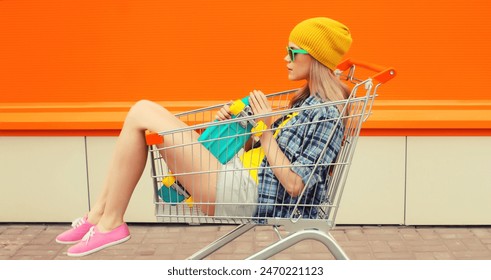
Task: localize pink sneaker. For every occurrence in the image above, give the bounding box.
[67,223,131,257]
[55,216,94,244]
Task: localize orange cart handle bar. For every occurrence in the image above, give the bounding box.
[337,58,396,84]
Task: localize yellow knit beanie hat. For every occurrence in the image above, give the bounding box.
[289,17,352,70]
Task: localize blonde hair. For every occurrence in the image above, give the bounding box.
[289,59,350,113]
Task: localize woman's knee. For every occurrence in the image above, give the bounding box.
[125,100,158,126]
[125,99,175,130]
[128,100,169,119]
[129,100,157,115]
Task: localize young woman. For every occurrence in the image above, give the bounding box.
[56,17,352,257]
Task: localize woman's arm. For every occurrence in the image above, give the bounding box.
[259,130,305,197]
[248,90,305,197]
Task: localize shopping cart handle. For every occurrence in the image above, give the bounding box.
[337,58,396,84]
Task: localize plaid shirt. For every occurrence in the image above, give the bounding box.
[254,96,344,221]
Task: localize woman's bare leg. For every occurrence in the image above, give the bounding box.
[90,100,220,232]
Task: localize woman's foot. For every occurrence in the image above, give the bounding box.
[55,216,94,244]
[67,223,131,257]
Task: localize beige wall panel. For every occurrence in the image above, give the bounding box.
[86,137,156,223]
[336,137,406,225]
[0,137,88,222]
[406,137,491,225]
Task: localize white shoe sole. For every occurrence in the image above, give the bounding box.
[55,238,81,245]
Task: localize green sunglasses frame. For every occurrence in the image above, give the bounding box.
[286,46,309,62]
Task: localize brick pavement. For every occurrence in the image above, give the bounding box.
[1,223,491,260]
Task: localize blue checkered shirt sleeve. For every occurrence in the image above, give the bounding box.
[254,96,344,220]
[290,105,343,189]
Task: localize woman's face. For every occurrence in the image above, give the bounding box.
[285,42,312,81]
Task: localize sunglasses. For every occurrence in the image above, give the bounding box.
[286,46,309,62]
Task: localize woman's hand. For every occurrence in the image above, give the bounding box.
[214,101,233,121]
[248,90,273,127]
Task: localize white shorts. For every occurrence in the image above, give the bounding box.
[214,157,258,217]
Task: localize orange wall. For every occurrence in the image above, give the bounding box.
[1,0,490,103]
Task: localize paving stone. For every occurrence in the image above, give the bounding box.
[470,228,491,238]
[481,238,491,244]
[2,228,27,235]
[405,240,445,247]
[287,252,333,260]
[373,252,416,260]
[28,236,57,245]
[183,225,218,232]
[443,239,468,251]
[433,252,456,260]
[419,233,441,240]
[370,245,392,253]
[387,241,410,252]
[330,231,349,242]
[338,240,370,248]
[210,253,251,260]
[254,230,276,242]
[364,226,401,234]
[401,232,423,241]
[366,234,403,241]
[351,252,374,260]
[415,227,435,234]
[462,238,488,250]
[414,252,436,260]
[290,241,314,253]
[232,241,257,254]
[2,224,491,260]
[434,228,470,233]
[452,250,491,259]
[22,226,47,235]
[142,237,178,245]
[410,244,449,252]
[345,230,368,241]
[343,245,372,253]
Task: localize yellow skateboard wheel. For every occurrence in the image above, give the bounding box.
[229,99,246,115]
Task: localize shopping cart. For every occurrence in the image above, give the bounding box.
[145,59,396,260]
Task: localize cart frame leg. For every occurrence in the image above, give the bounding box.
[186,223,257,260]
[246,229,349,260]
